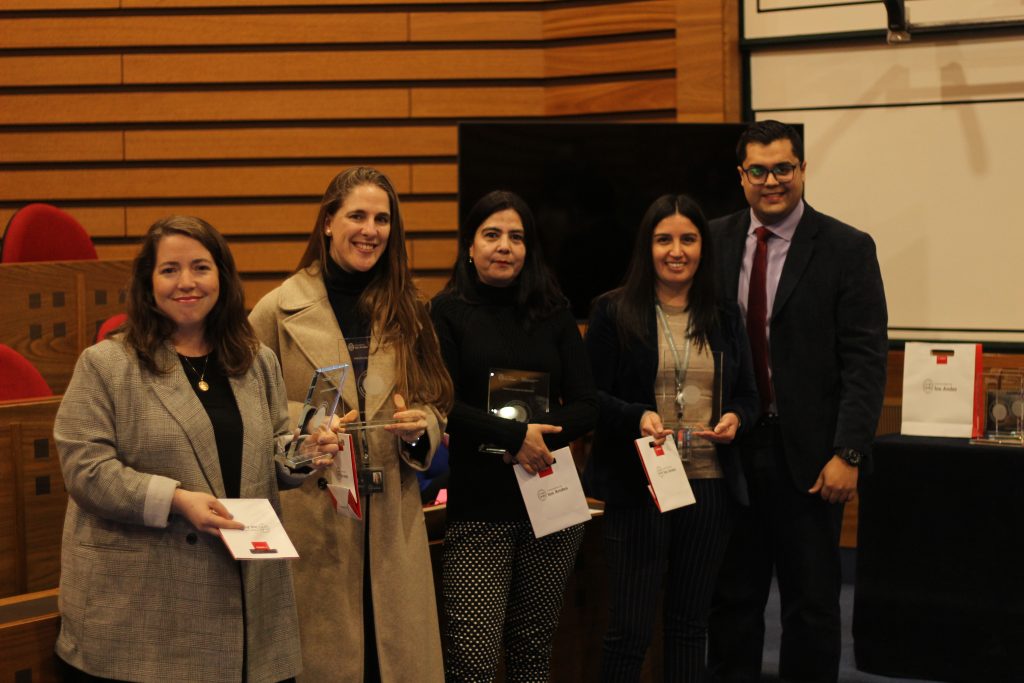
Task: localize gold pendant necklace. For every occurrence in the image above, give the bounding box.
[182,353,210,392]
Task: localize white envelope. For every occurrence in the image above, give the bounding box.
[634,436,696,513]
[513,446,591,538]
[326,433,361,520]
[218,498,299,560]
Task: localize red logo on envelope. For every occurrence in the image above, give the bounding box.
[538,466,554,477]
[249,541,277,555]
[653,444,665,456]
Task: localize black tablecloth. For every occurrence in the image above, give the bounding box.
[854,434,1024,682]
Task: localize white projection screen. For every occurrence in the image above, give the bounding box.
[749,35,1024,343]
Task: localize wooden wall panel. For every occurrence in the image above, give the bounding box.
[123,48,546,85]
[410,86,544,118]
[1,164,410,202]
[676,0,742,122]
[409,238,458,271]
[410,10,542,41]
[403,199,457,233]
[0,89,410,126]
[546,38,675,78]
[0,55,121,87]
[411,163,457,195]
[124,125,456,161]
[546,0,675,39]
[0,131,123,163]
[546,77,675,116]
[126,203,317,236]
[0,13,407,49]
[0,0,115,7]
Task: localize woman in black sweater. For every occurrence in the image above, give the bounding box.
[585,194,759,682]
[431,190,598,682]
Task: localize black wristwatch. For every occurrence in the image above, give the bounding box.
[835,447,863,467]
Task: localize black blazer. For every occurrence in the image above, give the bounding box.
[585,297,760,508]
[711,204,888,490]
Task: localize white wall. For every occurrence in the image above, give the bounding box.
[748,31,1024,342]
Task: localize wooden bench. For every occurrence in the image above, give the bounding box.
[0,588,60,683]
[0,397,65,599]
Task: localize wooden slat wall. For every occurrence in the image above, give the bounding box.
[0,0,712,306]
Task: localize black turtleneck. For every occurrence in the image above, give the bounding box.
[323,256,374,341]
[430,279,598,523]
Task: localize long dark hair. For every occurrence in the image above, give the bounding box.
[296,166,453,412]
[125,215,258,376]
[442,190,566,324]
[600,194,717,349]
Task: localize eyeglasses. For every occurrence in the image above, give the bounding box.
[741,163,798,185]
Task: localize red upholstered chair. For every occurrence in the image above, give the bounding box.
[96,312,128,343]
[0,344,53,400]
[1,203,98,263]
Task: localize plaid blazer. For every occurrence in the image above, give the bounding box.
[54,339,302,683]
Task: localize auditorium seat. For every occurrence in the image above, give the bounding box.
[1,203,97,263]
[95,312,128,343]
[0,344,52,400]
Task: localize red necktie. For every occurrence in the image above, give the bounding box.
[747,227,773,413]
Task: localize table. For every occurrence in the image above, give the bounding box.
[854,434,1024,682]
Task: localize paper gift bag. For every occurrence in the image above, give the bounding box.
[634,436,696,513]
[513,446,591,538]
[901,342,982,437]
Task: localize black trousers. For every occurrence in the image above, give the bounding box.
[707,428,844,683]
[600,478,737,683]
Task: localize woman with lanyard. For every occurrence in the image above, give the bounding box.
[585,193,759,682]
[250,167,453,682]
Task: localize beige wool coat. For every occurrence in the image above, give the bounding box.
[54,339,302,683]
[249,269,445,683]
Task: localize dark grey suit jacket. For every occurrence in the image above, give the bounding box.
[711,203,888,490]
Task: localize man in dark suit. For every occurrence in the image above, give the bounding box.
[707,120,888,682]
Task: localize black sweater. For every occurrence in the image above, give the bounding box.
[431,282,598,523]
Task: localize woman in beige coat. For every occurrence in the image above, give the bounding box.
[250,167,453,682]
[55,216,338,683]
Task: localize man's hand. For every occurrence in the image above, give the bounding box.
[808,455,858,503]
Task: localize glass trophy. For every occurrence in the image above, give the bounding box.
[480,369,550,455]
[281,363,350,469]
[656,350,723,460]
[971,368,1024,446]
[335,337,402,433]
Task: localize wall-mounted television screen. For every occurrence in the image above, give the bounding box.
[458,122,782,319]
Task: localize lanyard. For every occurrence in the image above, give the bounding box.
[655,303,691,421]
